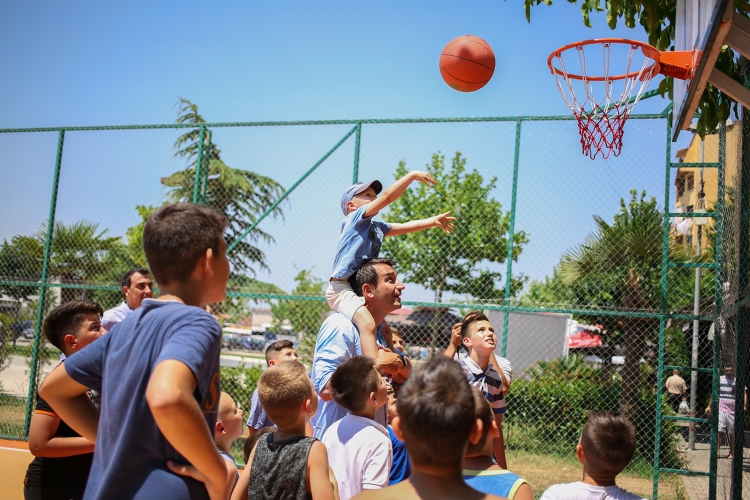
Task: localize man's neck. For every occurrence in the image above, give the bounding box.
[363,304,389,328]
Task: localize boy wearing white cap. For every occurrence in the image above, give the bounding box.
[328,171,456,364]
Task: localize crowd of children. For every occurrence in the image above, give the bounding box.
[27,175,648,500]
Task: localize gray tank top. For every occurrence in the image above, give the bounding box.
[248,434,316,500]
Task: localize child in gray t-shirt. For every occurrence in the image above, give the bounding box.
[328,171,455,363]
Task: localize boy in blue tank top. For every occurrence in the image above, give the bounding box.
[463,388,533,500]
[328,172,455,364]
[39,203,234,500]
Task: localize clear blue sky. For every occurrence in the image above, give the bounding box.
[0,1,687,300]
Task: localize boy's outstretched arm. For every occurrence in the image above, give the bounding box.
[38,364,99,443]
[307,441,338,500]
[148,359,231,500]
[387,212,456,237]
[364,170,436,218]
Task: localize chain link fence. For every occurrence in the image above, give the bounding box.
[0,106,743,498]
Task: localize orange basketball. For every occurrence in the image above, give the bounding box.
[439,35,495,92]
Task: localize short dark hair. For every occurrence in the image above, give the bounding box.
[243,426,275,463]
[466,387,492,455]
[329,356,380,413]
[397,356,475,467]
[460,311,490,340]
[264,340,295,365]
[143,203,229,286]
[43,300,104,351]
[121,268,151,289]
[348,258,397,297]
[580,412,636,475]
[257,361,313,428]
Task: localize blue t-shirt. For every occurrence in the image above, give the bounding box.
[463,469,528,499]
[330,205,391,279]
[246,388,274,430]
[311,313,387,438]
[388,426,411,485]
[64,299,223,500]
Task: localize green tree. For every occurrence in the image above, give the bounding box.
[382,151,529,303]
[271,270,329,366]
[163,98,286,274]
[523,0,750,137]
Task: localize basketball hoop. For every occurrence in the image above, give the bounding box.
[548,39,693,159]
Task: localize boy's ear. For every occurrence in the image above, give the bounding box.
[489,420,501,438]
[468,418,484,445]
[268,359,277,367]
[202,247,215,276]
[462,336,472,349]
[63,334,77,351]
[303,398,313,415]
[215,420,225,435]
[575,443,585,465]
[391,416,405,441]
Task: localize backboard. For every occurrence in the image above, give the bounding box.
[672,0,747,140]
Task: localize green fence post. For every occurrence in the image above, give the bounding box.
[652,116,673,500]
[192,125,206,204]
[352,122,361,184]
[23,130,65,438]
[708,122,727,500]
[500,120,522,357]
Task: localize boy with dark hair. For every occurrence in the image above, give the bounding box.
[214,392,244,492]
[24,300,105,500]
[328,173,455,362]
[232,361,337,500]
[246,340,300,435]
[541,412,643,500]
[463,388,533,500]
[322,356,391,500]
[457,311,507,468]
[242,426,275,464]
[39,202,233,500]
[354,356,503,500]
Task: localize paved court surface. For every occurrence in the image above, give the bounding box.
[0,439,30,500]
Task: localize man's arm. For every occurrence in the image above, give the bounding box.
[386,212,455,237]
[363,171,436,218]
[146,360,231,500]
[38,364,99,443]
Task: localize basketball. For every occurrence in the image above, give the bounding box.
[439,35,495,92]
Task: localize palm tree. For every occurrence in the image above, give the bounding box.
[559,191,667,421]
[162,98,285,274]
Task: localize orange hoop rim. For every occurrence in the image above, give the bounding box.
[547,38,660,82]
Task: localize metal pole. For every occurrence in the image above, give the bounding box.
[192,125,206,204]
[689,140,705,449]
[653,115,673,500]
[501,120,522,358]
[352,122,361,184]
[23,130,65,437]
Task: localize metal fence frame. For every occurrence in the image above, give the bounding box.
[2,103,745,499]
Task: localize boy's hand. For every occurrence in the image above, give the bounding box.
[410,170,437,187]
[450,323,463,349]
[432,212,456,234]
[168,461,231,500]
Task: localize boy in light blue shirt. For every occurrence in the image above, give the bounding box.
[327,171,455,362]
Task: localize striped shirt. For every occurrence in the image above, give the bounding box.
[460,357,506,415]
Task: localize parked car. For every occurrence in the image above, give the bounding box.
[263,332,297,351]
[240,335,266,351]
[222,333,243,350]
[10,320,34,341]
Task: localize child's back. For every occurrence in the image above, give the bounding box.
[249,433,319,499]
[541,482,644,500]
[65,300,222,498]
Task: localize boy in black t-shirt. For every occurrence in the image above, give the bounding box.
[39,203,234,500]
[24,300,106,500]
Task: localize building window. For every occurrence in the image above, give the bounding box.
[686,173,694,192]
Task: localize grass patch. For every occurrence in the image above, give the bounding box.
[507,449,687,500]
[0,394,27,439]
[3,345,61,358]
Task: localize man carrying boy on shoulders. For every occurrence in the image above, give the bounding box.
[40,203,233,500]
[312,258,411,439]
